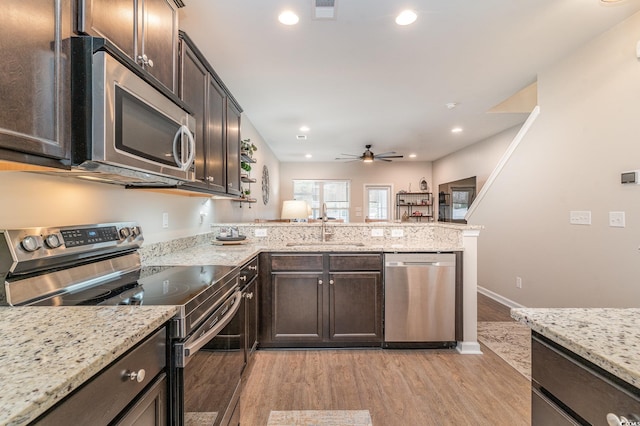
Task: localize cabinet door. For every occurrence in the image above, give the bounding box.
[245,279,258,359]
[114,373,167,425]
[206,76,226,192]
[0,0,71,163]
[139,0,178,92]
[329,272,382,342]
[226,101,241,196]
[271,273,323,342]
[78,0,135,58]
[179,39,208,188]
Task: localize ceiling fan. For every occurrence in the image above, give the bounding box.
[335,145,403,163]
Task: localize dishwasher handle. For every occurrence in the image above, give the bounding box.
[385,261,455,267]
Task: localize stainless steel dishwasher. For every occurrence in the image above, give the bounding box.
[384,253,457,348]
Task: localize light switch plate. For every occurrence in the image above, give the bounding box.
[569,210,591,225]
[254,228,267,237]
[609,211,625,228]
[162,212,169,228]
[371,228,384,237]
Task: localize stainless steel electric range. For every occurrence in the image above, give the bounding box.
[0,222,245,426]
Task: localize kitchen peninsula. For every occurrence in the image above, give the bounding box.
[142,221,482,354]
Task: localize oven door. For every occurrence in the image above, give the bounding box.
[172,289,245,426]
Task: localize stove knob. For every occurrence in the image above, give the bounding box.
[119,227,132,239]
[21,235,41,252]
[130,226,140,237]
[44,234,62,249]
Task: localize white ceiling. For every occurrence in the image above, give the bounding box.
[179,0,640,163]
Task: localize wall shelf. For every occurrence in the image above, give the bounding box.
[396,192,433,221]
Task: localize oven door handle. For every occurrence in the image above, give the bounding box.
[174,290,242,367]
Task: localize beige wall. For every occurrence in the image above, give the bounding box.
[279,161,432,222]
[467,11,640,308]
[433,125,520,194]
[0,116,280,244]
[212,116,282,223]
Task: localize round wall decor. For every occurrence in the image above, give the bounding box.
[261,165,270,205]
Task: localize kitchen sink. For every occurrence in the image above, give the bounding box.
[286,242,366,247]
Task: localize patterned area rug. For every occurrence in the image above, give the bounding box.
[267,410,373,426]
[477,321,531,380]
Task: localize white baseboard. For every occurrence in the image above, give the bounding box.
[477,286,526,309]
[456,341,483,355]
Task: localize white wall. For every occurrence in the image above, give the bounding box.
[0,116,280,244]
[279,161,432,222]
[467,11,640,308]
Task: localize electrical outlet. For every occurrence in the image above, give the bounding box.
[569,210,591,225]
[609,211,625,228]
[162,212,169,228]
[371,228,384,237]
[254,228,267,237]
[391,229,404,237]
[516,276,522,289]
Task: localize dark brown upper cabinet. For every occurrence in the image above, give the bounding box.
[77,0,179,92]
[178,31,243,197]
[0,0,72,167]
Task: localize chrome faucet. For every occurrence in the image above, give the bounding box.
[321,202,333,242]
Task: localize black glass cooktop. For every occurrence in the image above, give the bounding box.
[29,265,237,308]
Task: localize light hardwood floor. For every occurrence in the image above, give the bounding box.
[240,294,530,425]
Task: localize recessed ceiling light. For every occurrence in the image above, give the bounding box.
[278,10,299,25]
[305,154,312,158]
[409,153,417,158]
[299,125,310,132]
[451,127,463,134]
[395,10,417,26]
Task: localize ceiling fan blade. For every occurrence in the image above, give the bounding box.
[338,153,361,157]
[373,151,396,157]
[375,157,393,162]
[335,157,361,162]
[377,155,404,159]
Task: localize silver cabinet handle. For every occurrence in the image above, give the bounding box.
[239,276,247,282]
[329,279,334,285]
[125,369,146,383]
[318,279,323,285]
[137,54,154,68]
[243,292,254,299]
[248,265,257,270]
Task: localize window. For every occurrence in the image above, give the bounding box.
[292,180,350,222]
[364,185,392,220]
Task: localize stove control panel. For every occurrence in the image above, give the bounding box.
[0,222,143,275]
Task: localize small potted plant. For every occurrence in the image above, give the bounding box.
[241,139,257,159]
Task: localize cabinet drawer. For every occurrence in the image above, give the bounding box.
[532,388,580,426]
[532,335,640,425]
[271,254,323,271]
[329,254,382,271]
[36,328,166,425]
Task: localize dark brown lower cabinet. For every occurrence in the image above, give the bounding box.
[259,252,382,348]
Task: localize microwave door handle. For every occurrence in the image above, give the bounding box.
[175,290,242,367]
[172,125,195,171]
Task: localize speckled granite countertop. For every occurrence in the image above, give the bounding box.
[144,241,464,267]
[511,308,640,389]
[0,305,178,425]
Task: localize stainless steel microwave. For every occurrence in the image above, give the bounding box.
[70,38,196,186]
